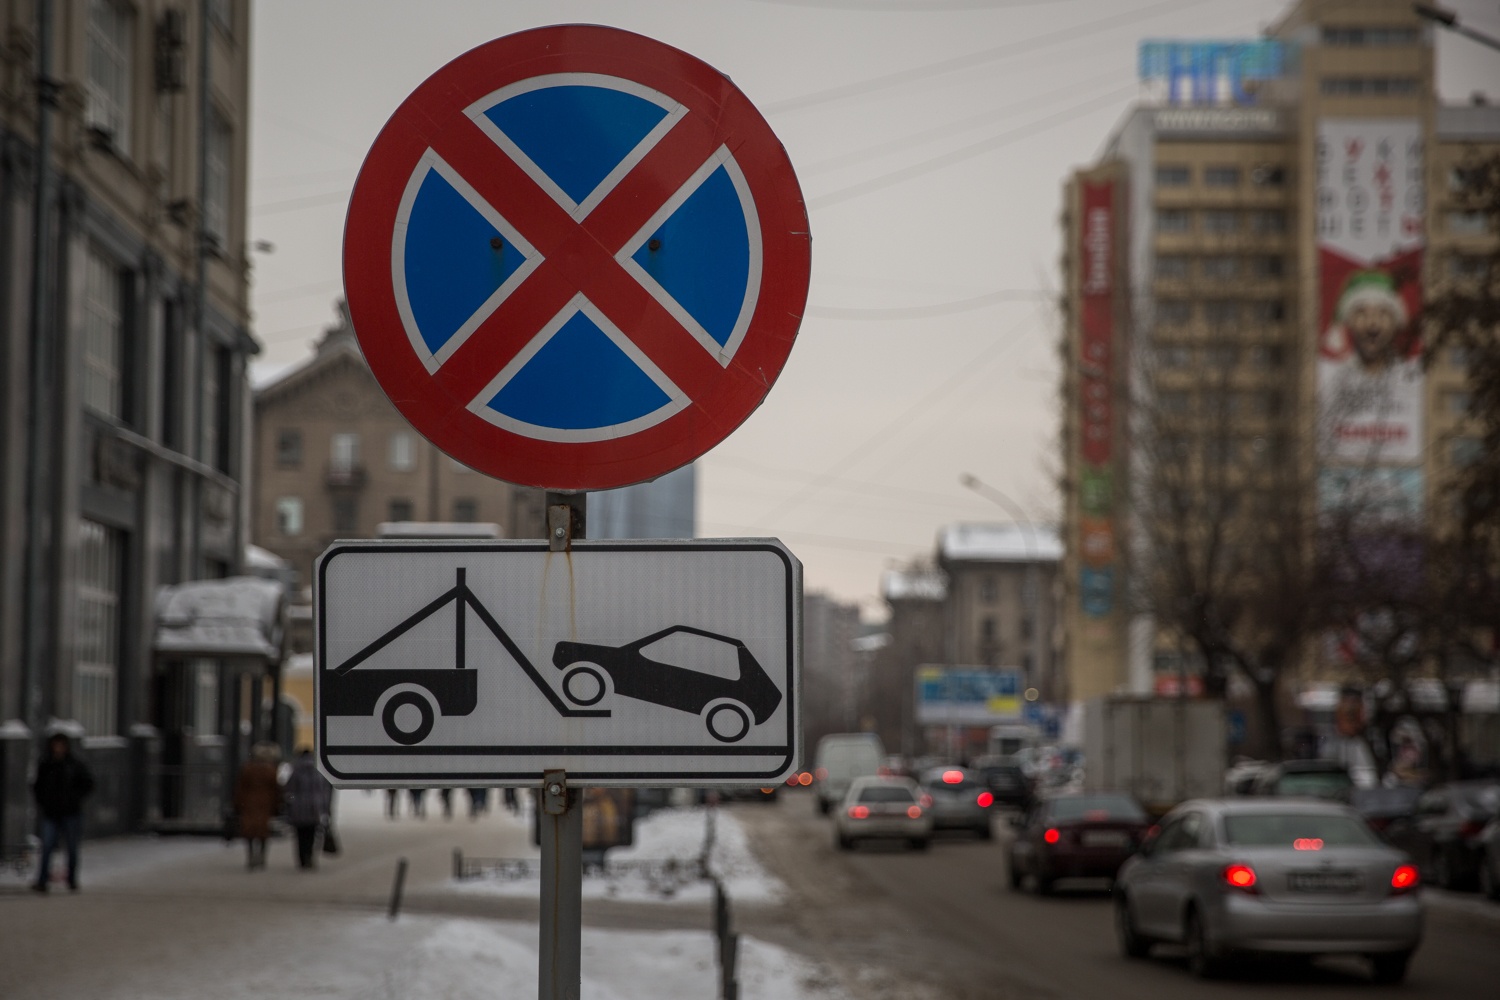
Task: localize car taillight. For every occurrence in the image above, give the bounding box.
[976,792,994,808]
[848,805,870,819]
[907,805,923,819]
[1293,838,1324,851]
[815,767,829,781]
[1044,828,1061,844]
[920,793,933,808]
[1222,863,1257,893]
[799,772,813,786]
[942,770,964,784]
[1459,820,1483,840]
[1391,864,1419,894]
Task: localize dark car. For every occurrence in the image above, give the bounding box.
[1008,792,1151,894]
[552,625,782,743]
[1350,785,1422,838]
[1478,817,1500,901]
[1250,759,1354,802]
[1383,780,1500,890]
[916,767,995,839]
[971,755,1033,808]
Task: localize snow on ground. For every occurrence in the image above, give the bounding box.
[453,804,787,905]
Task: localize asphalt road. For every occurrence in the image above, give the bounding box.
[732,789,1500,1000]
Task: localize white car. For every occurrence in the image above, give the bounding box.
[834,776,932,851]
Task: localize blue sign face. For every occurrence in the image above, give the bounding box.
[1138,40,1286,107]
[915,667,1022,725]
[1080,567,1113,618]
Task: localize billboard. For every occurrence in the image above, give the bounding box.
[915,666,1022,726]
[1315,119,1426,471]
[1078,179,1117,620]
[1139,40,1286,106]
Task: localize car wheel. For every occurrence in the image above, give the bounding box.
[910,837,930,852]
[1115,894,1151,959]
[1480,850,1500,901]
[704,701,752,743]
[817,798,831,816]
[1007,852,1023,890]
[836,832,853,851]
[560,664,607,707]
[1434,849,1458,891]
[976,822,994,841]
[1033,868,1054,896]
[1184,908,1225,979]
[381,690,435,745]
[1369,950,1412,985]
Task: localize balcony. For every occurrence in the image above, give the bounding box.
[325,462,366,490]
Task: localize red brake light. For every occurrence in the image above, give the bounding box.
[920,793,933,808]
[1293,838,1324,851]
[1044,827,1061,844]
[942,770,964,784]
[799,771,813,786]
[976,792,995,808]
[1391,864,1419,893]
[907,805,923,819]
[815,767,829,781]
[848,805,870,819]
[1222,863,1258,892]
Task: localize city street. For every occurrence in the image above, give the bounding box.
[3,787,1499,999]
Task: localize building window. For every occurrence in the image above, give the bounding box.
[1156,209,1192,234]
[1159,390,1190,415]
[1157,300,1192,325]
[330,433,360,473]
[980,617,997,641]
[980,576,997,602]
[275,429,302,468]
[1451,437,1482,467]
[75,519,122,737]
[1202,210,1239,235]
[1203,166,1240,187]
[1449,166,1485,194]
[81,244,126,420]
[1448,255,1488,280]
[1447,212,1488,236]
[388,498,414,522]
[1448,346,1470,370]
[1250,164,1286,187]
[1156,164,1191,187]
[1155,255,1189,279]
[1320,77,1420,97]
[1159,344,1192,368]
[1201,256,1237,280]
[275,497,303,536]
[389,431,416,471]
[86,0,134,155]
[201,345,229,472]
[208,0,233,35]
[1248,344,1284,370]
[203,108,232,249]
[1250,255,1284,278]
[193,661,219,735]
[1250,300,1287,323]
[1446,391,1472,417]
[1205,344,1238,370]
[1250,210,1288,234]
[332,496,359,534]
[453,498,478,523]
[1203,300,1240,326]
[1322,26,1419,47]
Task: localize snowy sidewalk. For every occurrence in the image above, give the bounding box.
[0,790,849,1000]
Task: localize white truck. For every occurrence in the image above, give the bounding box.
[1081,696,1226,815]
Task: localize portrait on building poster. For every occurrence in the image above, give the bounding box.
[1314,118,1425,467]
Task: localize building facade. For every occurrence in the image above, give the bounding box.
[1,0,257,848]
[251,303,548,589]
[1058,1,1499,715]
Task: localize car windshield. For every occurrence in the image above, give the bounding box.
[1048,795,1146,822]
[1276,772,1353,798]
[1223,812,1379,847]
[858,785,916,804]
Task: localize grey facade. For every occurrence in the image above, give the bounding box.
[1,1,257,852]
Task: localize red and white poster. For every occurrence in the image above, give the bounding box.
[1079,180,1114,466]
[1315,119,1425,467]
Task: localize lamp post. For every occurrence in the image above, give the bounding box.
[959,474,1046,702]
[1414,4,1500,53]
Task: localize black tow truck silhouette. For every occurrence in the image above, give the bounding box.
[323,569,779,744]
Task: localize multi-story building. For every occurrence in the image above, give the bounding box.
[251,303,547,588]
[0,1,257,846]
[1058,1,1499,723]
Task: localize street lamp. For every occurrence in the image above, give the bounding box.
[959,474,1045,701]
[1414,4,1500,53]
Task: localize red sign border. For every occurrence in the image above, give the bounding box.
[344,25,811,490]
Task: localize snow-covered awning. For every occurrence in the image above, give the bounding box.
[154,576,286,663]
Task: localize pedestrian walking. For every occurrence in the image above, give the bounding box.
[503,787,518,815]
[408,787,427,818]
[439,787,453,819]
[31,733,94,893]
[233,743,283,870]
[283,748,333,869]
[466,787,489,819]
[385,787,401,818]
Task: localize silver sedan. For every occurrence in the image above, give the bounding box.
[1114,798,1423,983]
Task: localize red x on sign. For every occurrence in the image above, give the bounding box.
[343,25,812,491]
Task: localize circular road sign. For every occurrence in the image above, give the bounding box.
[344,25,812,491]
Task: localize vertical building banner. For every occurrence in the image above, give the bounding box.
[1079,180,1116,617]
[1315,119,1425,479]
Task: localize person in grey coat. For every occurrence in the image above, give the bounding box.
[283,748,333,869]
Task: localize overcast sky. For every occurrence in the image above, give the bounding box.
[247,0,1500,619]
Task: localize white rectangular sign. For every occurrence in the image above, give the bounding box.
[315,539,800,787]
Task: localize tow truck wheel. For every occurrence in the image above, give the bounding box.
[382,690,435,745]
[704,701,752,743]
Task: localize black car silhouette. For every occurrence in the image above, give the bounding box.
[322,667,478,746]
[552,626,782,742]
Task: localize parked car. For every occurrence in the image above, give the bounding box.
[916,766,995,839]
[1349,785,1422,838]
[1249,759,1354,802]
[1007,792,1150,894]
[1383,780,1500,890]
[1478,817,1500,901]
[813,732,886,815]
[971,755,1033,808]
[1114,799,1423,982]
[834,776,931,851]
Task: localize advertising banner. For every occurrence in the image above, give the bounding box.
[1315,119,1425,469]
[915,666,1022,726]
[1079,179,1116,620]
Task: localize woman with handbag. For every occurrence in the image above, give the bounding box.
[283,748,333,869]
[233,743,282,870]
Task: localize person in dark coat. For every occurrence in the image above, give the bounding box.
[283,748,333,869]
[233,743,283,870]
[31,733,94,893]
